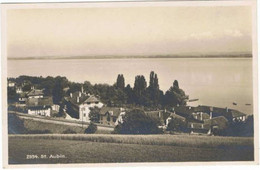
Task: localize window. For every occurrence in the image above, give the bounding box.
[107,114,111,122]
[113,117,117,122]
[83,113,86,117]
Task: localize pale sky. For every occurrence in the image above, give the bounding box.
[7,6,252,58]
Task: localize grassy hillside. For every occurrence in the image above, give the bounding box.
[9,136,254,164]
[8,113,111,134]
[9,134,253,149]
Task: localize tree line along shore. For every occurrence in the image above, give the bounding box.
[7,71,253,136]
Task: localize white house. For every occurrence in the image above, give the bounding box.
[16,86,23,94]
[79,95,104,122]
[8,80,15,87]
[65,90,103,122]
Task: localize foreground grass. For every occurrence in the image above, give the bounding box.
[9,134,253,149]
[9,137,254,164]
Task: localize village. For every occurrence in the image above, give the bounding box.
[7,75,250,136]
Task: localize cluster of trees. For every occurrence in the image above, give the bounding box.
[113,109,163,134]
[67,71,188,109]
[8,71,188,110]
[121,72,188,109]
[8,76,69,105]
[217,115,254,137]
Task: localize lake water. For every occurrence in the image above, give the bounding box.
[8,58,253,115]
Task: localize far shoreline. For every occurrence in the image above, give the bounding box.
[7,55,252,60]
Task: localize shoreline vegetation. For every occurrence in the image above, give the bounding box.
[7,53,252,60]
[8,70,254,137]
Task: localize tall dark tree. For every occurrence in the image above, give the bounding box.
[163,80,188,108]
[133,75,147,96]
[149,71,155,88]
[116,74,125,90]
[53,81,64,104]
[147,71,161,107]
[173,80,179,89]
[133,75,147,105]
[124,84,135,104]
[52,76,68,104]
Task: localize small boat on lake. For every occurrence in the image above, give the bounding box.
[245,103,251,106]
[233,102,237,105]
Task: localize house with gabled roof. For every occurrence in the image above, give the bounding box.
[99,107,126,126]
[174,105,247,123]
[26,97,53,116]
[187,116,228,135]
[64,90,103,122]
[27,88,44,99]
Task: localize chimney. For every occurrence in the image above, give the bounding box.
[77,96,79,103]
[158,111,161,118]
[79,91,82,97]
[200,112,203,121]
[189,106,191,110]
[70,93,72,98]
[210,111,212,119]
[226,107,229,112]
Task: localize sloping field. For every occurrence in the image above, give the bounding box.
[8,113,112,134]
[8,134,254,164]
[9,134,253,148]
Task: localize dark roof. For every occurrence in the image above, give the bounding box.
[204,116,228,130]
[18,93,27,98]
[174,105,246,119]
[192,112,210,120]
[27,89,44,96]
[100,107,124,117]
[68,91,89,105]
[174,106,194,115]
[85,95,99,103]
[145,110,164,119]
[67,92,100,105]
[194,105,212,112]
[167,112,186,121]
[230,109,246,118]
[26,97,53,108]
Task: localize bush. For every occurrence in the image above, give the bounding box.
[114,109,162,134]
[112,124,122,134]
[63,129,77,134]
[85,123,97,134]
[166,118,188,132]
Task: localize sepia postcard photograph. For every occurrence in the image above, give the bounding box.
[1,0,259,168]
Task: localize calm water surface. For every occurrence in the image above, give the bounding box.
[8,58,253,114]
